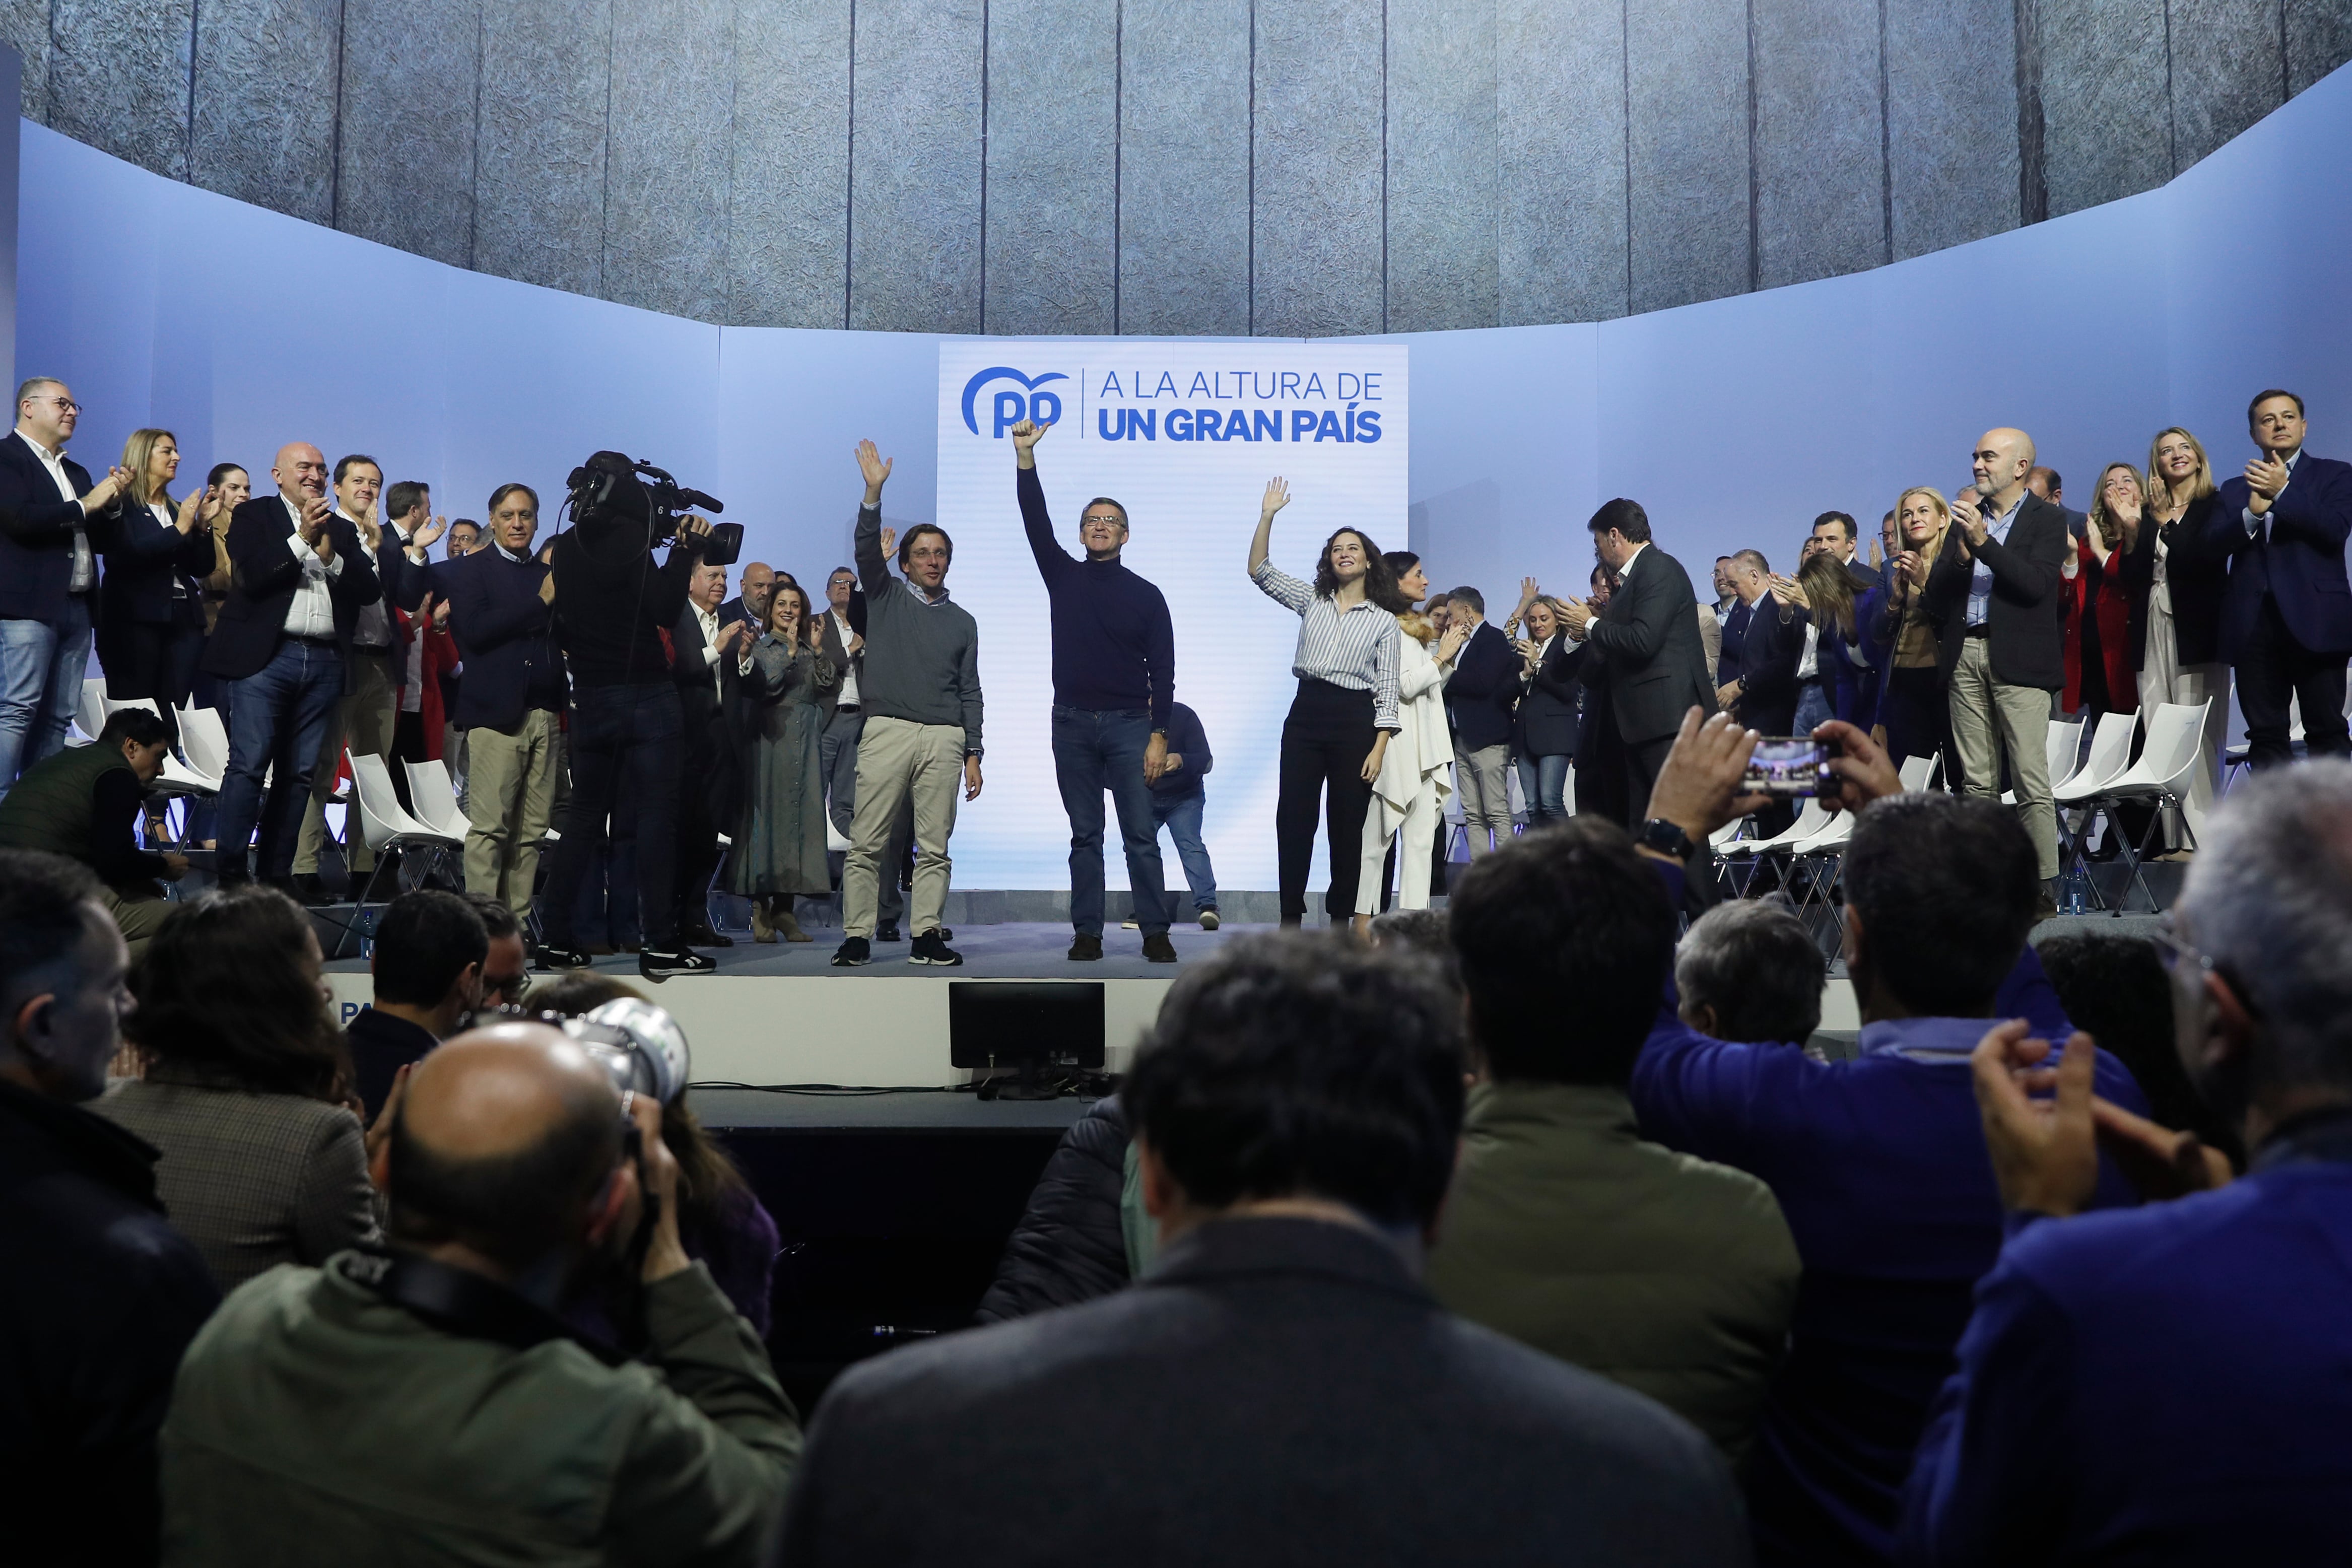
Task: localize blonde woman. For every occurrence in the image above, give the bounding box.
[1869,486,1957,775]
[96,429,216,735]
[2136,427,2229,847]
[1352,551,1460,933]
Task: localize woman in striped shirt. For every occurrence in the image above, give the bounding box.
[1249,476,1404,927]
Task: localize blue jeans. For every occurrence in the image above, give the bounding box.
[217,639,344,879]
[539,683,683,948]
[1052,706,1170,936]
[1514,752,1570,826]
[0,594,93,796]
[1151,789,1219,911]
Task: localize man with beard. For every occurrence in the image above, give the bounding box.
[159,1022,802,1565]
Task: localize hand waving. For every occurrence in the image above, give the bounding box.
[856,438,894,501]
[1260,476,1291,518]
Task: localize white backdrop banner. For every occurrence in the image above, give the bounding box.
[934,339,1410,891]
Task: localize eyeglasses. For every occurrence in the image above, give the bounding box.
[40,398,79,415]
[2148,917,2211,980]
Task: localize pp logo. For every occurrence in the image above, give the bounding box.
[961,367,1068,438]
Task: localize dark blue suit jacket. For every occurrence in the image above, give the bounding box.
[1722,593,1801,735]
[0,431,101,622]
[1903,1148,2352,1564]
[2209,451,2352,659]
[97,500,215,627]
[1446,621,1520,751]
[446,546,564,732]
[197,496,381,684]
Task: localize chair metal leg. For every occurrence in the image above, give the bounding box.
[2115,793,2188,915]
[333,851,392,960]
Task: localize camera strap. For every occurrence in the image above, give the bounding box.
[342,1250,627,1367]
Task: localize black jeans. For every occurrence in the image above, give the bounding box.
[2239,593,2351,769]
[1880,664,1959,789]
[539,682,684,948]
[1275,678,1376,923]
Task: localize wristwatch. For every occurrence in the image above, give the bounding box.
[1637,817,1698,861]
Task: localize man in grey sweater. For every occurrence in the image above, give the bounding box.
[833,440,984,968]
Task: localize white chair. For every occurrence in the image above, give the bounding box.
[402,759,474,843]
[2049,711,2140,906]
[2084,701,2211,913]
[177,704,232,780]
[1717,798,1831,898]
[71,678,107,745]
[1898,754,1936,792]
[339,755,462,956]
[2046,715,2087,793]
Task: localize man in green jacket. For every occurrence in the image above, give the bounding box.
[1431,819,1799,1466]
[160,1022,801,1566]
[0,706,185,959]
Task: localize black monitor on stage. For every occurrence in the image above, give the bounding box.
[949,981,1106,1100]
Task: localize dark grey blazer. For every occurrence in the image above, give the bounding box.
[775,1215,1748,1568]
[1580,546,1722,747]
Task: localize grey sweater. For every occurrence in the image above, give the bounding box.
[856,504,984,754]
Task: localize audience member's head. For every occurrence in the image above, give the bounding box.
[690,560,726,615]
[380,1022,633,1287]
[826,565,856,611]
[207,462,252,512]
[1972,429,2036,506]
[1728,549,1770,599]
[446,518,481,557]
[371,891,489,1040]
[487,484,539,555]
[2247,389,2305,454]
[463,894,529,1010]
[1315,529,1402,609]
[1897,487,1951,551]
[1424,590,1452,631]
[1586,498,1651,571]
[2146,427,2214,501]
[739,561,778,622]
[272,442,328,503]
[0,850,125,1102]
[1367,908,1456,992]
[2037,932,2240,1167]
[2024,465,2062,504]
[333,454,382,519]
[99,707,173,783]
[1125,933,1464,1244]
[1676,899,1826,1046]
[2172,762,2352,1142]
[1796,550,1859,638]
[15,376,78,446]
[1810,512,1859,563]
[1446,585,1485,622]
[1449,820,1677,1086]
[385,480,431,528]
[528,971,647,1018]
[125,886,349,1102]
[1843,794,2040,1020]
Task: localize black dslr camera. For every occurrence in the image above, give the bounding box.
[565,450,743,567]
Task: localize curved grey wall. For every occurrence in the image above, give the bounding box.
[8,0,2348,334]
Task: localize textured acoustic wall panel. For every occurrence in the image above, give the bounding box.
[1496,0,1628,324]
[1251,0,1385,337]
[190,0,342,224]
[848,0,984,333]
[336,0,479,267]
[1627,0,1751,311]
[984,0,1120,336]
[474,0,611,299]
[19,0,2352,332]
[1886,0,2023,259]
[1387,0,1500,332]
[1754,0,1887,285]
[729,0,852,329]
[1116,0,1252,336]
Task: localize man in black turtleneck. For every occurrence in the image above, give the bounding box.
[1012,418,1179,965]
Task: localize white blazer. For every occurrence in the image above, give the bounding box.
[1369,624,1453,833]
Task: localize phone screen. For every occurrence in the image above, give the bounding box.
[1743,737,1830,797]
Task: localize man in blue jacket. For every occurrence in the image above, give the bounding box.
[2208,389,2352,770]
[1905,759,2352,1564]
[1009,418,1177,963]
[1626,711,2145,1567]
[1444,586,1519,855]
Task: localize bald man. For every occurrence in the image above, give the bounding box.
[161,1024,802,1565]
[1923,428,2069,891]
[720,560,777,633]
[199,441,382,887]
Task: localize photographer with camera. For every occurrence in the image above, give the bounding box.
[160,1020,803,1567]
[534,455,725,980]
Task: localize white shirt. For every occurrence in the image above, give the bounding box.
[830,608,861,706]
[20,428,94,593]
[693,603,725,699]
[1616,541,1648,586]
[345,511,398,649]
[279,494,345,639]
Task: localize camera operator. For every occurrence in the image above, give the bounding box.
[159,1021,803,1566]
[533,493,717,980]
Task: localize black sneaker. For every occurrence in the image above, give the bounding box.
[909,931,964,966]
[1198,908,1221,931]
[290,872,333,907]
[1142,933,1178,964]
[831,936,872,967]
[875,922,903,943]
[639,946,717,982]
[1069,934,1104,961]
[533,944,592,971]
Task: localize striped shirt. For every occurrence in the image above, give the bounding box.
[1252,559,1401,728]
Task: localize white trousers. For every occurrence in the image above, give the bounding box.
[1355,774,1443,915]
